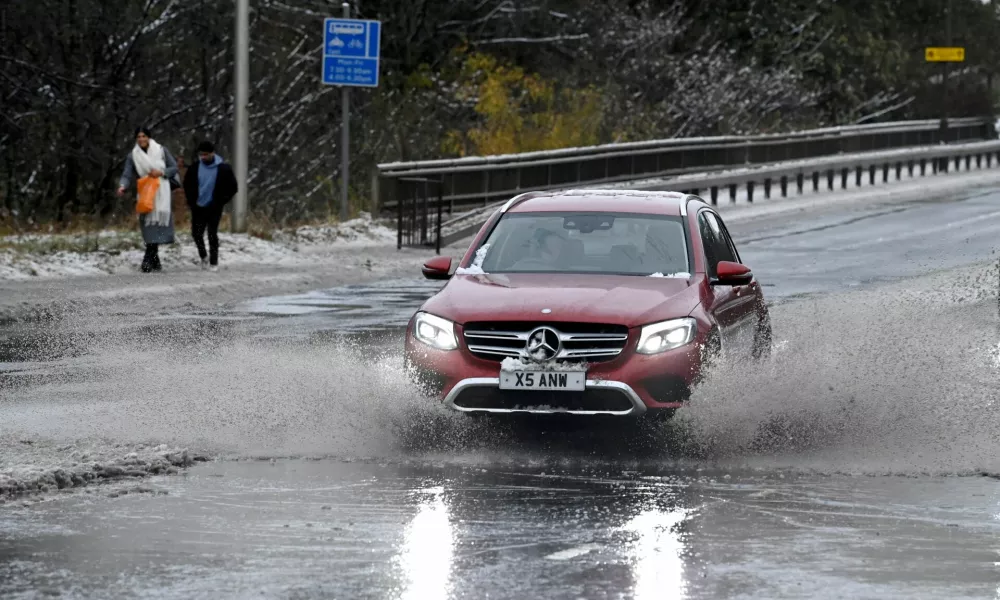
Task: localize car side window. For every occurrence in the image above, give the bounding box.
[699,211,737,276]
[713,212,742,264]
[698,213,717,273]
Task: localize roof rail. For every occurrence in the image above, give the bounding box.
[499,190,547,213]
[499,187,695,214]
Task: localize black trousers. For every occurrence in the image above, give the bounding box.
[141,244,161,273]
[191,205,223,265]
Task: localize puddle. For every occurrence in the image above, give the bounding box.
[236,278,445,333]
[0,278,443,395]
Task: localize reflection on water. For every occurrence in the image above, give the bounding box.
[238,278,445,333]
[395,486,455,600]
[622,506,691,600]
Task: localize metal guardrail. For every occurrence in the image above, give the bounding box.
[376,117,995,221]
[395,139,1000,250]
[647,139,1000,199]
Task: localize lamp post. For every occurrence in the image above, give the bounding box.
[232,0,249,232]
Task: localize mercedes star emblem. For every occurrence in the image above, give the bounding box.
[525,326,561,362]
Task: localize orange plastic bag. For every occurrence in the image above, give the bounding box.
[136,176,159,215]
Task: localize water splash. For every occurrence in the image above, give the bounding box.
[674,274,1000,476]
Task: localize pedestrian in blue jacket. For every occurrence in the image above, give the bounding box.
[183,141,238,271]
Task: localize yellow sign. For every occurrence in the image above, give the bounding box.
[925,47,965,62]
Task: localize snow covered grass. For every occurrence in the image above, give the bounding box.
[270,212,398,246]
[0,213,398,280]
[0,437,208,501]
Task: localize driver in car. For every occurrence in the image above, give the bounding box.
[512,228,567,270]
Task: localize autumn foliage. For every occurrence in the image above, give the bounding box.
[442,52,603,156]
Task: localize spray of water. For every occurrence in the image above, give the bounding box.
[674,263,1000,476]
[1,328,485,458]
[3,262,998,477]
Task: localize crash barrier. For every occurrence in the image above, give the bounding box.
[379,118,997,250]
[418,140,1000,250]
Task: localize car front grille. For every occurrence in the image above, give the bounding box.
[462,321,630,363]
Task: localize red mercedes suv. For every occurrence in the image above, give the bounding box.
[404,189,771,420]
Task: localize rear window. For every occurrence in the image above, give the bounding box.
[474,212,691,276]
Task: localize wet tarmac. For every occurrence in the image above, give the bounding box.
[2,187,1000,598]
[2,462,997,600]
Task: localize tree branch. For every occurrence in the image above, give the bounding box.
[854,96,916,124]
[473,33,590,45]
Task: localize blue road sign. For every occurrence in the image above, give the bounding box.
[323,18,381,88]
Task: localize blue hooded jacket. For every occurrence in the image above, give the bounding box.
[197,155,223,207]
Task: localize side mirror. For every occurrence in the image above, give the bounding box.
[714,261,753,286]
[421,256,453,280]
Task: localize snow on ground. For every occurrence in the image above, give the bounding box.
[271,213,398,246]
[0,213,398,281]
[0,436,208,502]
[6,163,1000,282]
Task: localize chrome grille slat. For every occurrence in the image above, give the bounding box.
[466,345,523,357]
[559,333,629,342]
[463,321,629,364]
[560,348,623,358]
[463,331,528,341]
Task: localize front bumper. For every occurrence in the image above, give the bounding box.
[406,322,703,416]
[443,377,647,416]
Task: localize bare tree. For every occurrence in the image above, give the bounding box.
[0,0,992,229]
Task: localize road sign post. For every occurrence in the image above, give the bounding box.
[926,45,964,152]
[322,10,381,222]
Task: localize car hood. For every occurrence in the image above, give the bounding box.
[420,272,702,328]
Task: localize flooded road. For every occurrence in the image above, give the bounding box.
[2,463,997,600]
[2,187,1000,598]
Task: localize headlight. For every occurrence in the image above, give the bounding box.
[636,318,696,355]
[413,312,458,351]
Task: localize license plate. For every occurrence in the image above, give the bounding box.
[499,370,586,391]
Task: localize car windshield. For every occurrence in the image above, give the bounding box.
[474,212,690,276]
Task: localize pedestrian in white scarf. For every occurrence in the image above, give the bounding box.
[117,127,179,272]
[130,138,172,227]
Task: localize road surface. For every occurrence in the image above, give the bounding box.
[1,181,999,599]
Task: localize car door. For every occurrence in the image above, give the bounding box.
[714,212,762,356]
[699,210,758,358]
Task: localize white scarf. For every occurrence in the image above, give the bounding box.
[131,139,172,227]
